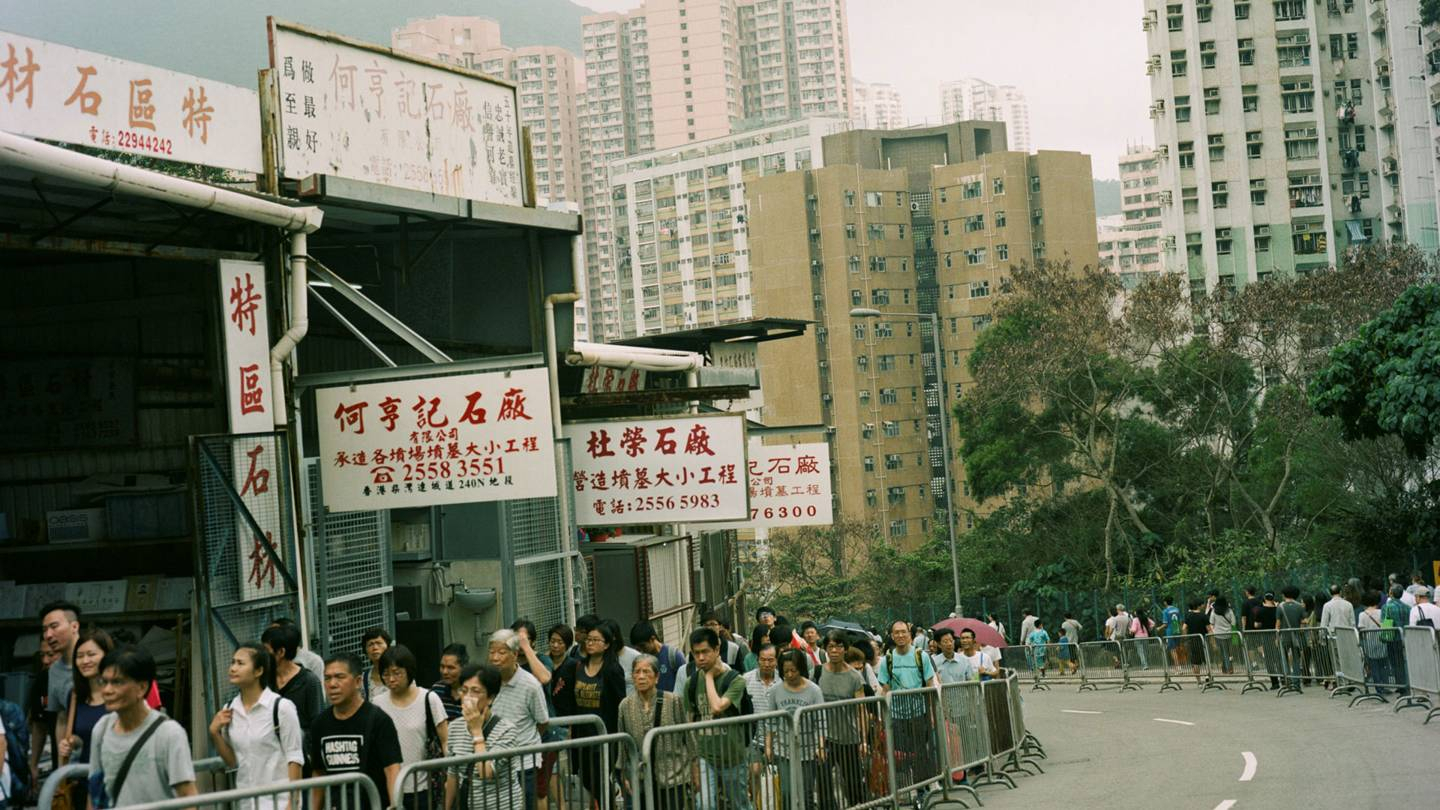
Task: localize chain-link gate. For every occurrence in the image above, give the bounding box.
[304,459,395,659]
[501,437,589,630]
[192,431,303,718]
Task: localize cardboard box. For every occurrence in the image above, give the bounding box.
[47,508,107,544]
[126,576,162,612]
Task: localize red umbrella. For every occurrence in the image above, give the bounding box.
[931,617,1007,649]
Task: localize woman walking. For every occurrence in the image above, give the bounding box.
[361,626,392,702]
[617,655,692,810]
[209,642,304,809]
[766,649,825,810]
[1208,597,1238,674]
[551,621,625,808]
[372,644,448,809]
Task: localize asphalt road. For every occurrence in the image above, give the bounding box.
[953,680,1438,810]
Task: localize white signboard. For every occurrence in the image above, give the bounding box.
[740,441,833,528]
[316,368,555,513]
[268,19,523,205]
[0,30,262,173]
[564,414,748,525]
[217,260,288,601]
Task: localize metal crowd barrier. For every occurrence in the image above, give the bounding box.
[998,643,1081,692]
[1353,627,1409,704]
[1118,637,1181,693]
[57,772,383,810]
[1002,671,1045,768]
[884,687,945,805]
[395,730,639,810]
[936,681,988,804]
[1200,632,1251,691]
[792,695,889,810]
[641,708,792,810]
[39,754,234,810]
[1330,626,1384,707]
[1401,626,1440,720]
[1076,641,1139,692]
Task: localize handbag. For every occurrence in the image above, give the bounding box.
[866,726,889,796]
[421,691,446,798]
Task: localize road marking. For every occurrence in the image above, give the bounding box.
[1214,801,1237,810]
[1153,718,1195,726]
[1060,709,1103,714]
[1240,751,1257,782]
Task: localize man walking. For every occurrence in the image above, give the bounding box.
[630,622,686,693]
[877,620,939,808]
[931,629,968,684]
[488,629,549,810]
[309,653,403,809]
[1382,584,1411,693]
[1320,585,1356,632]
[1277,586,1307,692]
[685,627,752,810]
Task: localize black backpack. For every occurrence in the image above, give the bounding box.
[686,669,754,718]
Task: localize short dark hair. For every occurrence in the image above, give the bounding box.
[630,620,659,648]
[236,641,277,692]
[458,662,502,698]
[1362,590,1381,608]
[378,644,418,684]
[269,616,296,627]
[932,627,955,642]
[510,619,539,644]
[547,624,574,648]
[262,623,301,662]
[700,611,721,625]
[99,644,156,690]
[324,651,365,677]
[800,620,819,633]
[755,642,778,657]
[823,629,850,648]
[1282,585,1300,599]
[441,643,470,665]
[1244,585,1258,596]
[755,605,775,621]
[778,648,809,677]
[958,628,977,640]
[361,626,391,646]
[689,626,720,650]
[1162,596,1173,606]
[40,600,80,624]
[575,614,602,633]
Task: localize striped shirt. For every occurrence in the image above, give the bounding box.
[446,716,525,810]
[489,667,549,769]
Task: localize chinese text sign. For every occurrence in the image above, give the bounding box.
[268,20,523,205]
[0,30,261,173]
[563,414,748,526]
[316,368,556,513]
[724,441,833,529]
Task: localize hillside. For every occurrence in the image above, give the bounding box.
[4,0,590,88]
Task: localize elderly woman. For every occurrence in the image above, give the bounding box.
[617,654,694,810]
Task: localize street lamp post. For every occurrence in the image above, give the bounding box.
[850,307,962,617]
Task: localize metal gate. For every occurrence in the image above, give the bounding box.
[304,459,394,659]
[192,431,303,718]
[500,438,589,630]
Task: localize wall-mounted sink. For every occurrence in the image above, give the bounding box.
[452,587,497,613]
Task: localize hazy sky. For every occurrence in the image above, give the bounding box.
[583,0,1153,179]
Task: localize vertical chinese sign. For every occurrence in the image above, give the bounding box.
[0,29,262,172]
[562,414,749,526]
[267,19,523,205]
[218,261,286,602]
[314,368,556,513]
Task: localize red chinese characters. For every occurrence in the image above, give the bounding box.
[228,272,262,335]
[237,364,265,415]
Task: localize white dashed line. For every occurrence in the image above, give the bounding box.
[1240,751,1257,782]
[1214,801,1237,810]
[1060,709,1103,714]
[1153,718,1195,726]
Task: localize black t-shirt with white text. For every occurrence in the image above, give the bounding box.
[307,701,403,808]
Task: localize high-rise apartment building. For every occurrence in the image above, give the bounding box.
[392,17,583,203]
[852,80,906,130]
[580,0,853,341]
[1143,0,1438,295]
[1099,146,1165,285]
[605,117,850,337]
[939,78,1032,153]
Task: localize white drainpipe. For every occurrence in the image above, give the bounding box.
[270,232,309,425]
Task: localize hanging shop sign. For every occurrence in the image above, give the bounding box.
[715,440,833,529]
[267,19,523,205]
[0,29,262,173]
[217,260,288,602]
[580,365,646,394]
[316,368,555,513]
[563,414,748,525]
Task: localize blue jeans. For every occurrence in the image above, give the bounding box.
[697,758,754,810]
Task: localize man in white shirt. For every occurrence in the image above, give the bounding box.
[1409,586,1440,627]
[741,644,780,712]
[1018,610,1038,647]
[1319,585,1356,631]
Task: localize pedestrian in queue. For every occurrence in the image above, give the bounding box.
[800,621,827,668]
[1130,608,1155,669]
[843,647,876,696]
[57,628,113,766]
[531,624,572,810]
[1056,628,1074,674]
[568,615,602,661]
[40,601,81,755]
[1382,585,1411,694]
[877,620,939,809]
[545,624,574,675]
[683,626,752,810]
[1026,621,1051,675]
[372,645,448,809]
[931,629,967,684]
[1160,597,1183,667]
[1252,592,1280,689]
[431,644,470,721]
[700,613,748,672]
[551,620,625,809]
[1060,614,1083,674]
[1321,585,1356,631]
[817,632,867,810]
[444,663,525,810]
[1357,591,1394,694]
[268,618,326,680]
[1208,597,1238,674]
[208,642,304,809]
[1409,586,1440,627]
[262,622,326,763]
[1018,610,1037,645]
[1341,582,1365,624]
[486,630,549,810]
[724,619,753,672]
[743,644,781,712]
[756,606,777,628]
[89,645,198,806]
[360,626,392,702]
[1182,600,1210,684]
[616,655,692,810]
[766,649,825,810]
[603,618,643,696]
[1406,572,1429,603]
[1239,586,1262,632]
[957,630,999,681]
[309,652,403,810]
[743,625,771,672]
[1277,586,1308,692]
[630,621,686,693]
[510,620,551,688]
[985,614,1006,644]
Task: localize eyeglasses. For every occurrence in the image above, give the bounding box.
[458,686,488,698]
[585,635,607,644]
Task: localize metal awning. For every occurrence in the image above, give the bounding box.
[615,317,811,354]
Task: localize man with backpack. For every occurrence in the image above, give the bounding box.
[877,620,939,810]
[685,627,753,810]
[1409,586,1440,628]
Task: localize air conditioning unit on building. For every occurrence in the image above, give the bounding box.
[1146,55,1163,75]
[1159,190,1173,205]
[910,202,920,211]
[1157,144,1170,157]
[1162,235,1177,250]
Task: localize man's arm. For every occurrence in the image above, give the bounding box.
[704,670,733,714]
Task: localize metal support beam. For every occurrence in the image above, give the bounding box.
[293,352,545,392]
[30,195,114,244]
[308,285,397,368]
[304,256,452,363]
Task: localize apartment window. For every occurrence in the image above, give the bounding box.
[848,255,861,273]
[995,210,1007,228]
[1250,178,1267,205]
[874,321,893,338]
[972,314,994,331]
[1176,95,1192,122]
[871,288,890,305]
[1335,78,1363,106]
[1171,49,1188,77]
[1284,125,1320,161]
[1186,232,1203,258]
[942,221,951,235]
[1288,172,1323,208]
[1200,41,1217,69]
[1235,1,1250,18]
[1238,38,1255,66]
[1197,0,1213,21]
[889,520,906,538]
[1182,185,1199,214]
[1281,79,1314,114]
[1204,87,1221,116]
[996,243,1009,260]
[844,190,855,207]
[993,178,1005,195]
[863,456,875,473]
[1276,31,1311,68]
[878,354,896,371]
[1030,175,1041,194]
[944,253,953,268]
[1178,140,1195,169]
[853,323,866,340]
[963,214,985,233]
[1216,227,1232,255]
[1254,224,1271,252]
[1208,133,1225,161]
[1273,0,1306,22]
[962,180,983,199]
[1247,130,1263,159]
[965,248,987,265]
[870,256,888,272]
[857,354,869,372]
[868,223,886,240]
[1292,225,1327,255]
[845,223,857,239]
[970,279,991,298]
[898,224,906,239]
[1167,3,1184,30]
[864,191,883,207]
[1031,209,1044,227]
[1242,85,1259,112]
[1212,181,1228,209]
[850,289,863,306]
[938,187,947,203]
[1032,242,1046,260]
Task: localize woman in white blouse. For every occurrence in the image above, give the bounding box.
[373,644,449,808]
[209,642,304,809]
